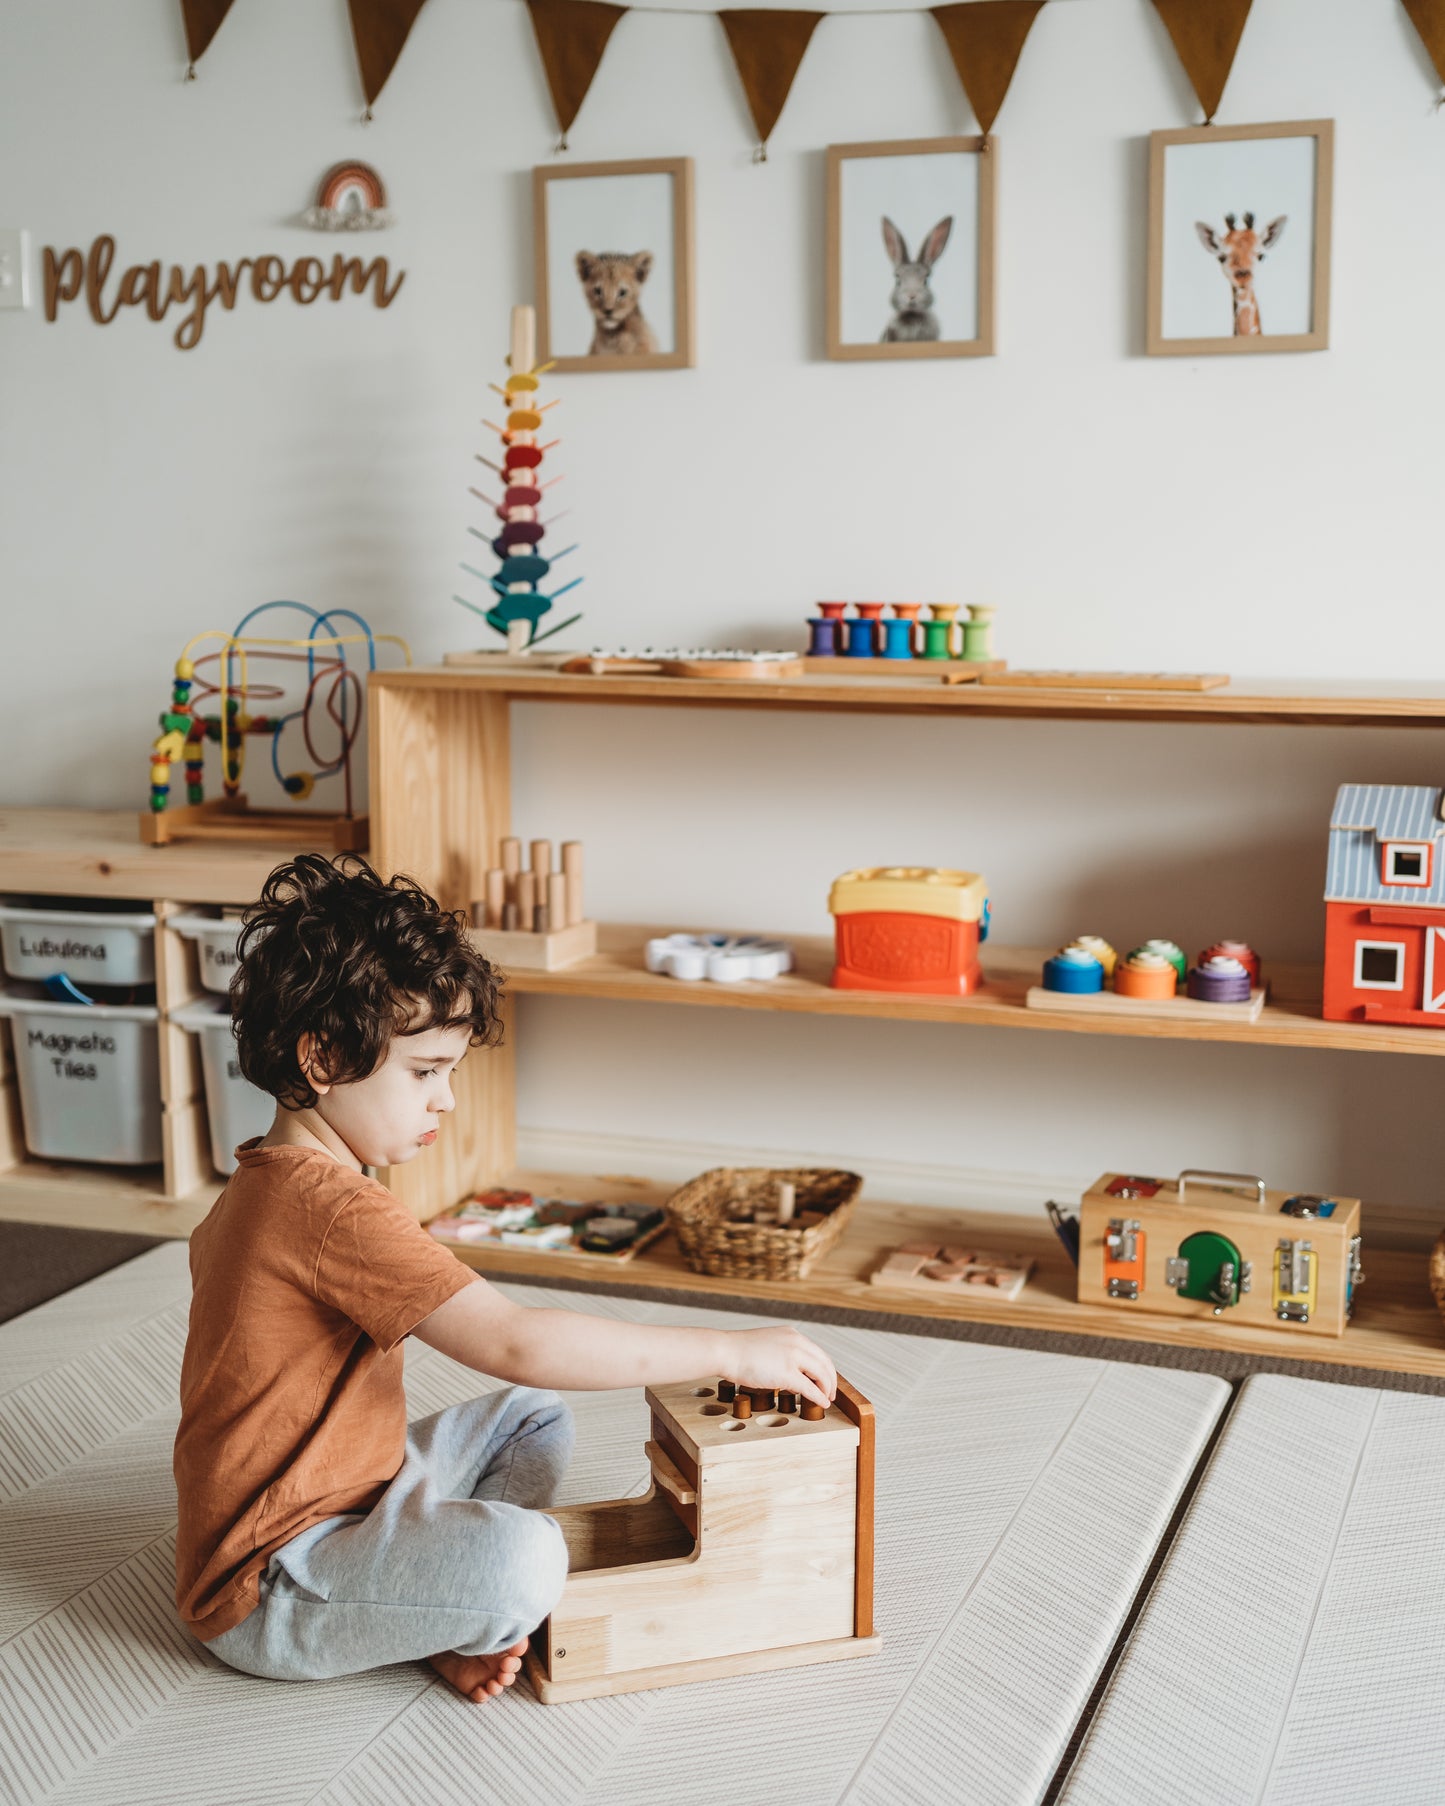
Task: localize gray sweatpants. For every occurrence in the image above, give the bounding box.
[207,1387,574,1681]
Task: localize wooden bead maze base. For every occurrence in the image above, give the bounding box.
[524,1374,878,1702]
[138,796,369,852]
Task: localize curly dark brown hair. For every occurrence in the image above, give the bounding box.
[231,854,504,1110]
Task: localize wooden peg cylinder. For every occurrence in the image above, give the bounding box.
[562,840,584,925]
[484,869,505,929]
[732,1391,752,1419]
[717,1379,737,1401]
[534,903,550,933]
[779,1390,798,1414]
[510,303,536,377]
[548,871,567,930]
[500,838,522,891]
[800,1398,825,1421]
[776,1181,796,1225]
[516,870,536,922]
[531,839,552,878]
[502,901,519,931]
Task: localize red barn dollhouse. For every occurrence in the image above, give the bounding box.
[1322,783,1445,1026]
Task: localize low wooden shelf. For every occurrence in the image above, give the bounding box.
[501,925,1445,1058]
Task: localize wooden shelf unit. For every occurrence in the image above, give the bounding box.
[503,924,1445,1059]
[0,809,300,1209]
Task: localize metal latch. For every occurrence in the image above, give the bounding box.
[1165,1256,1189,1289]
[1107,1278,1139,1300]
[1276,1238,1313,1296]
[1276,1301,1310,1323]
[1106,1218,1140,1264]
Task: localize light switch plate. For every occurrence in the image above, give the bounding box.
[0,230,32,310]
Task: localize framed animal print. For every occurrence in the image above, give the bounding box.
[825,137,996,362]
[533,156,695,373]
[1146,120,1333,357]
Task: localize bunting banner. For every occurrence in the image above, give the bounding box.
[1149,0,1253,123]
[1401,0,1445,89]
[347,0,432,113]
[718,9,825,156]
[930,0,1046,138]
[526,0,628,146]
[179,0,235,73]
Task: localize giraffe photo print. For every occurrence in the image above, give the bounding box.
[1146,120,1334,357]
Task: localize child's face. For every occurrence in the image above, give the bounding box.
[309,1017,473,1169]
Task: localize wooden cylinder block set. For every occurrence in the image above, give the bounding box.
[1029,936,1266,1024]
[524,1374,878,1702]
[1078,1169,1364,1338]
[469,836,597,971]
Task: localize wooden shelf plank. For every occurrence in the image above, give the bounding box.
[499,926,1445,1058]
[444,1173,1445,1382]
[0,808,307,904]
[376,665,1445,729]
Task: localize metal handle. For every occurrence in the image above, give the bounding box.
[1177,1169,1266,1207]
[644,1441,697,1506]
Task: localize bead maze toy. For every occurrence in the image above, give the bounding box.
[644,933,793,982]
[1323,783,1445,1027]
[470,835,596,970]
[455,304,583,652]
[804,601,1004,677]
[829,867,990,997]
[142,604,409,849]
[1027,936,1266,1023]
[1078,1169,1363,1338]
[524,1373,878,1702]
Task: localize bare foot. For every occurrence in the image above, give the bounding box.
[428,1638,530,1703]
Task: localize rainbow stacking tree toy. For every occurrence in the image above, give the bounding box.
[455,303,583,650]
[142,602,409,850]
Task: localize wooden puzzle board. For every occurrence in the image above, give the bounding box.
[646,1376,859,1466]
[869,1242,1035,1302]
[1025,983,1268,1024]
[976,670,1230,691]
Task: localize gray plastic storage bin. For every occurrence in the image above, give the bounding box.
[170,914,244,997]
[170,998,273,1174]
[0,988,162,1164]
[0,901,156,987]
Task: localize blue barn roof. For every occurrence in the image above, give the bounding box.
[1326,783,1445,906]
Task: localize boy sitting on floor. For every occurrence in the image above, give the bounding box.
[174,854,836,1704]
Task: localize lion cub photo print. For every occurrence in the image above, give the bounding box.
[837,148,979,349]
[545,170,677,360]
[1160,132,1317,342]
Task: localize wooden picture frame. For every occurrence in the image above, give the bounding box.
[825,137,995,362]
[534,157,695,373]
[1146,120,1333,357]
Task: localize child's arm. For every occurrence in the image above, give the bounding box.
[412,1277,837,1407]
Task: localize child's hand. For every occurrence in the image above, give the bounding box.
[723,1326,837,1410]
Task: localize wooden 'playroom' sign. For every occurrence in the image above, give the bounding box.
[42,234,405,350]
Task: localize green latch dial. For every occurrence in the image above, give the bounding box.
[1175,1230,1245,1312]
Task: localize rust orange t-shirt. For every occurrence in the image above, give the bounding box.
[173,1139,475,1641]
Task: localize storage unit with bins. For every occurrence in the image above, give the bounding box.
[0,811,300,1220]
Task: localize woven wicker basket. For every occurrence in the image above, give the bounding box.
[664,1166,863,1282]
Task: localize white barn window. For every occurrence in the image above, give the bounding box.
[1355,940,1406,990]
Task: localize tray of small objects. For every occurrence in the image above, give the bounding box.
[1026,937,1266,1023]
[869,1241,1035,1301]
[427,1188,669,1261]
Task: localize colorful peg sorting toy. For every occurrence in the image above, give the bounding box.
[802,602,1003,674]
[1028,931,1265,1022]
[470,832,596,970]
[455,303,583,650]
[829,867,990,997]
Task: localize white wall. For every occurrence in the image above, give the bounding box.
[4,0,1445,1233]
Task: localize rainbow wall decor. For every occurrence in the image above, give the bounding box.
[454,304,583,649]
[303,161,392,231]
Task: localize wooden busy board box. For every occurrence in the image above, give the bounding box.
[525,1374,878,1702]
[1078,1169,1363,1338]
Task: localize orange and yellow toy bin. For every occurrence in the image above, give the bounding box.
[828,867,988,997]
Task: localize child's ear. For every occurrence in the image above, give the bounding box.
[296,1032,333,1096]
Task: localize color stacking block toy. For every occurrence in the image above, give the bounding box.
[1028,934,1265,1023]
[802,602,1005,676]
[470,834,595,969]
[1078,1169,1364,1338]
[828,867,990,997]
[523,1374,878,1701]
